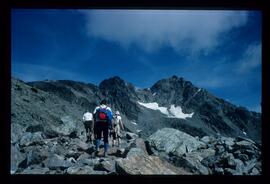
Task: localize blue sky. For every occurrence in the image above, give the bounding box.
[11,9,261,112]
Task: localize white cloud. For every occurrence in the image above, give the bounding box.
[80,10,248,53]
[12,62,81,82]
[236,43,261,74]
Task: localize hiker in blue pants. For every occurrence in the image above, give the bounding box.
[93,99,113,157]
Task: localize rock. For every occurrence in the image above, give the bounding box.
[26,124,44,133]
[21,166,50,174]
[250,167,260,175]
[66,165,96,174]
[200,136,216,145]
[26,147,47,166]
[115,148,126,158]
[77,158,100,167]
[126,132,139,140]
[235,153,249,162]
[243,159,257,174]
[94,159,115,172]
[44,154,73,170]
[50,141,67,156]
[76,153,91,161]
[115,155,178,175]
[146,128,205,156]
[11,123,24,144]
[11,144,26,174]
[234,159,245,174]
[236,136,256,145]
[19,132,45,147]
[171,153,210,175]
[224,168,239,175]
[132,138,148,154]
[127,148,146,158]
[54,116,77,136]
[65,148,81,160]
[213,167,224,174]
[215,145,225,154]
[220,137,235,146]
[69,138,90,151]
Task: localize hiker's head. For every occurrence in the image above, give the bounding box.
[100,99,107,105]
[115,111,120,115]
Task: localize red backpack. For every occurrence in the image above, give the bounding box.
[96,108,108,122]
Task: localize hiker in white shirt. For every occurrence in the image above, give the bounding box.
[82,111,94,143]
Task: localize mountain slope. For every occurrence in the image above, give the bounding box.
[26,75,261,143]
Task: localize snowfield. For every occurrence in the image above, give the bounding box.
[137,101,194,119]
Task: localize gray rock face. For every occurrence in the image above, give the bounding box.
[19,132,45,147]
[66,165,96,175]
[146,128,205,156]
[26,147,48,166]
[21,166,50,174]
[115,155,178,175]
[44,154,73,170]
[11,144,26,174]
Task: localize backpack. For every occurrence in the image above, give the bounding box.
[96,107,109,122]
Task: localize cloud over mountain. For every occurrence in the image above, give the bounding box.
[81,10,248,53]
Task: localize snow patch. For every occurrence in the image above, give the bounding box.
[131,121,137,125]
[168,105,194,119]
[137,101,194,119]
[243,131,247,135]
[153,92,157,96]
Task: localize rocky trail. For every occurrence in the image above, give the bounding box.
[11,127,261,175]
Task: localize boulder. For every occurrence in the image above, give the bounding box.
[44,154,73,170]
[146,128,205,156]
[200,136,216,145]
[94,159,115,172]
[234,140,258,151]
[66,165,97,174]
[69,138,90,151]
[11,144,26,174]
[19,132,45,147]
[50,141,67,156]
[127,148,146,158]
[11,123,24,144]
[54,116,77,136]
[126,132,139,140]
[115,148,126,158]
[77,158,100,167]
[220,137,235,146]
[115,154,178,175]
[171,153,210,175]
[132,138,148,154]
[26,147,48,166]
[21,166,50,174]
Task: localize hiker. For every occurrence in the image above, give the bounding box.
[93,99,113,157]
[82,111,94,143]
[110,110,125,147]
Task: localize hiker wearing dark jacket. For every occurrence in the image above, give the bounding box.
[93,99,113,157]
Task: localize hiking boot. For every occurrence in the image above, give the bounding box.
[103,152,107,157]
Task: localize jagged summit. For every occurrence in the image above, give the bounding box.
[24,75,261,142]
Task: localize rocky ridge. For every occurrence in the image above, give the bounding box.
[11,76,261,175]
